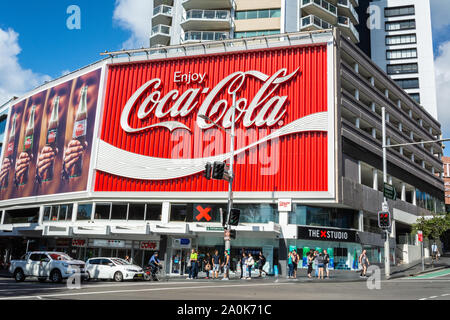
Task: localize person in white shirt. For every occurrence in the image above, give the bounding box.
[246,253,255,280]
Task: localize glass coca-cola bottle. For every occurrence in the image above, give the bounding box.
[43,96,59,182]
[70,86,88,178]
[1,113,17,189]
[19,105,36,186]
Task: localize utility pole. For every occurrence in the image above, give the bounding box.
[382,107,390,278]
[225,92,236,261]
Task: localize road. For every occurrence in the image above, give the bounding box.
[0,268,449,301]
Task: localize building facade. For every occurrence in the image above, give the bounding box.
[369,0,438,119]
[0,30,444,277]
[151,0,361,47]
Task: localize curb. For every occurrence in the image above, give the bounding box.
[387,266,448,280]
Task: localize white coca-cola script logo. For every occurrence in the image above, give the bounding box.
[120,68,300,133]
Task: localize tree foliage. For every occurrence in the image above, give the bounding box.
[412,213,450,240]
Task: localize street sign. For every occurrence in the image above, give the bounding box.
[383,183,397,200]
[207,227,224,231]
[417,230,423,242]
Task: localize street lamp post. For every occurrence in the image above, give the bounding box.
[381,106,449,278]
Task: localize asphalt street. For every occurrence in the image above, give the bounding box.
[0,268,449,300]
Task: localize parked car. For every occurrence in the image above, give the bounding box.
[85,257,144,282]
[9,251,87,283]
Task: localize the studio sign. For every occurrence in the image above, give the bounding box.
[297,226,357,243]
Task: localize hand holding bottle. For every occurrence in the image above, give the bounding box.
[37,146,58,178]
[63,140,88,175]
[0,158,12,186]
[15,152,32,183]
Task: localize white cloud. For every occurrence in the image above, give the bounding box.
[435,41,450,139]
[430,0,450,30]
[113,0,153,49]
[0,28,51,106]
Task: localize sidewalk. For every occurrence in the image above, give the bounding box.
[386,256,450,279]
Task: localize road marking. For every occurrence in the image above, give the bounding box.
[410,269,450,280]
[442,293,450,296]
[0,282,294,300]
[418,298,427,300]
[429,296,438,299]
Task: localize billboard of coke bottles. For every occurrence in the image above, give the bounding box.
[0,68,101,200]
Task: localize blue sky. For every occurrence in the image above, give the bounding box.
[1,0,450,154]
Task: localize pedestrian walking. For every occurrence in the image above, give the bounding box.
[188,248,199,279]
[292,250,299,279]
[204,252,212,279]
[287,251,294,279]
[323,249,330,279]
[212,250,221,279]
[240,251,247,279]
[431,242,439,262]
[257,251,267,277]
[221,251,230,280]
[246,253,255,279]
[359,249,370,278]
[307,250,314,279]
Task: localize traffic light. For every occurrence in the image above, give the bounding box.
[378,211,391,229]
[230,229,237,240]
[204,162,212,180]
[229,208,241,226]
[212,161,225,180]
[219,208,227,227]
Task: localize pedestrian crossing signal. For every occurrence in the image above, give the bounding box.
[204,162,212,180]
[378,211,391,229]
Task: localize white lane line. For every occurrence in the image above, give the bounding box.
[0,281,206,293]
[429,296,438,299]
[418,298,427,300]
[0,282,293,300]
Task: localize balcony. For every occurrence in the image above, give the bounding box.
[300,14,332,31]
[183,31,230,43]
[150,24,171,46]
[337,0,359,25]
[182,0,233,10]
[181,10,232,31]
[338,16,359,43]
[154,0,173,7]
[301,0,338,24]
[152,5,173,26]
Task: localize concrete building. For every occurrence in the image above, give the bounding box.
[0,29,444,276]
[150,0,361,47]
[369,0,438,119]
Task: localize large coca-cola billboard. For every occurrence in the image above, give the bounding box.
[0,68,102,201]
[95,44,335,197]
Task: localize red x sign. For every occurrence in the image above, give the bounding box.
[320,231,327,238]
[196,206,212,222]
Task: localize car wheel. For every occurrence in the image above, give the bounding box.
[114,271,123,282]
[38,277,47,283]
[14,269,25,282]
[50,269,63,283]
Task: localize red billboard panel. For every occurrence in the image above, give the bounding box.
[95,44,332,193]
[0,68,102,200]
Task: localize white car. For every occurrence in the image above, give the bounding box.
[85,257,144,282]
[10,251,87,283]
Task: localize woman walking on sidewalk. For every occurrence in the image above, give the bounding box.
[307,250,314,279]
[287,251,294,279]
[359,249,370,278]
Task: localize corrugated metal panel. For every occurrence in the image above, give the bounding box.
[95,44,329,192]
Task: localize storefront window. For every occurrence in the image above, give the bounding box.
[234,204,279,224]
[94,203,111,220]
[128,203,146,220]
[111,203,128,220]
[59,204,73,221]
[43,207,51,222]
[146,204,162,221]
[170,204,192,222]
[4,208,40,224]
[289,205,358,229]
[77,203,92,221]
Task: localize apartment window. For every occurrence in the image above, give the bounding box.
[234,30,280,38]
[94,203,111,220]
[235,9,281,20]
[386,34,416,46]
[77,203,92,221]
[43,204,74,222]
[395,78,419,90]
[409,93,420,103]
[386,48,417,60]
[387,63,418,75]
[385,5,415,17]
[146,204,162,221]
[385,20,415,31]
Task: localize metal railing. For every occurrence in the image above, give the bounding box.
[338,16,359,41]
[301,14,332,29]
[337,0,359,24]
[184,9,230,21]
[184,31,230,42]
[302,0,337,16]
[153,5,173,16]
[151,24,171,36]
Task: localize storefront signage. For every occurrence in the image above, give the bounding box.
[95,44,334,196]
[297,226,357,243]
[72,239,87,247]
[92,239,125,248]
[139,241,160,251]
[278,199,292,212]
[172,238,191,249]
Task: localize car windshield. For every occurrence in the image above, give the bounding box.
[49,253,72,261]
[112,258,131,265]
